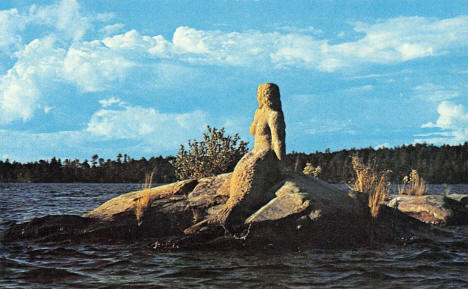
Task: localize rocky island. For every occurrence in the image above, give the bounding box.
[3,83,467,251]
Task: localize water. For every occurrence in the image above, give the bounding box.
[1,183,467,288]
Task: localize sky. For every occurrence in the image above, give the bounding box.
[0,0,467,162]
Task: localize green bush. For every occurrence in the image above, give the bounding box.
[171,126,249,180]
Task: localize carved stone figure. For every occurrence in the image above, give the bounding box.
[216,83,287,228]
[251,83,286,160]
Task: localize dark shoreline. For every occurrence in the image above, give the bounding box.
[2,142,468,184]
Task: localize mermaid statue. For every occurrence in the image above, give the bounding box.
[216,83,286,228]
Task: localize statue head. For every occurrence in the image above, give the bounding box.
[257,83,281,111]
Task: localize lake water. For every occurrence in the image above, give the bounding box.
[1,183,467,288]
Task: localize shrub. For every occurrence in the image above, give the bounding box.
[349,155,391,218]
[398,169,427,196]
[171,126,249,180]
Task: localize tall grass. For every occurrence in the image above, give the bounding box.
[350,155,391,218]
[135,172,154,226]
[398,169,427,196]
[303,162,322,178]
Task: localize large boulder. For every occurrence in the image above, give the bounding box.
[83,179,198,221]
[246,176,366,224]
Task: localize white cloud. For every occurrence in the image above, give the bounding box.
[0,76,39,123]
[168,16,468,71]
[305,119,353,135]
[98,97,125,107]
[172,26,277,66]
[62,41,135,92]
[344,85,374,93]
[0,37,64,124]
[0,8,27,53]
[282,15,468,71]
[277,25,323,35]
[28,0,90,41]
[375,143,391,149]
[419,101,468,144]
[86,104,208,148]
[0,102,209,161]
[413,83,460,102]
[43,106,54,113]
[0,0,90,48]
[2,0,468,125]
[99,23,125,36]
[102,29,172,57]
[0,128,88,161]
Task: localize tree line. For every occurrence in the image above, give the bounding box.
[0,154,175,183]
[284,142,468,184]
[1,142,467,184]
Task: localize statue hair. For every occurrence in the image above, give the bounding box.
[257,83,282,111]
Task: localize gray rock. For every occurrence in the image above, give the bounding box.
[386,194,468,225]
[246,175,366,224]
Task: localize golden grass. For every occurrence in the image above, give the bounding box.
[398,169,427,196]
[303,162,322,177]
[350,155,390,218]
[135,172,154,226]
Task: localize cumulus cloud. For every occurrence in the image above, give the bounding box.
[29,0,91,41]
[0,8,27,53]
[102,29,172,57]
[0,0,90,48]
[418,101,468,144]
[325,16,468,67]
[2,0,467,125]
[172,26,277,66]
[86,104,208,148]
[167,16,468,71]
[63,41,135,92]
[0,37,64,124]
[0,76,39,124]
[0,102,209,161]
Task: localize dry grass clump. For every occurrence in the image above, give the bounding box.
[398,169,427,196]
[135,172,154,226]
[303,162,322,178]
[349,155,391,218]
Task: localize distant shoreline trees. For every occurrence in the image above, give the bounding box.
[0,155,176,184]
[1,142,467,184]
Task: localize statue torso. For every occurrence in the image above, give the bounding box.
[252,108,272,153]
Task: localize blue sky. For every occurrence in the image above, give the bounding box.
[1,0,467,162]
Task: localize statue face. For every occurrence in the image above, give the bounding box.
[257,93,263,108]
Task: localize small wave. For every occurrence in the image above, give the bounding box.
[21,267,83,282]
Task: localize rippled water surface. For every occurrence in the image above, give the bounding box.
[1,183,467,288]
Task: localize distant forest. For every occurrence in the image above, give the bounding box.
[1,143,467,184]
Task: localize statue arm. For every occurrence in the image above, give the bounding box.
[250,109,260,136]
[268,111,286,160]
